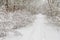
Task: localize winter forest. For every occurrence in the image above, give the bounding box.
[0,0,60,40]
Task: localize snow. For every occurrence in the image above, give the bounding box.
[1,14,60,40]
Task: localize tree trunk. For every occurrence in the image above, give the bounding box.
[5,0,8,11]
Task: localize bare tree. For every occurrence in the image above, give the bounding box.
[5,0,9,11]
[41,0,60,26]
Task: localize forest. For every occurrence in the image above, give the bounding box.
[0,0,60,39]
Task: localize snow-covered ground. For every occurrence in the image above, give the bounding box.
[2,14,60,40]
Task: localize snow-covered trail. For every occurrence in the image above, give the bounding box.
[28,14,60,40]
[4,14,60,40]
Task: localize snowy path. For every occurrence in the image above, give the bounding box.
[4,14,60,40]
[28,14,60,40]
